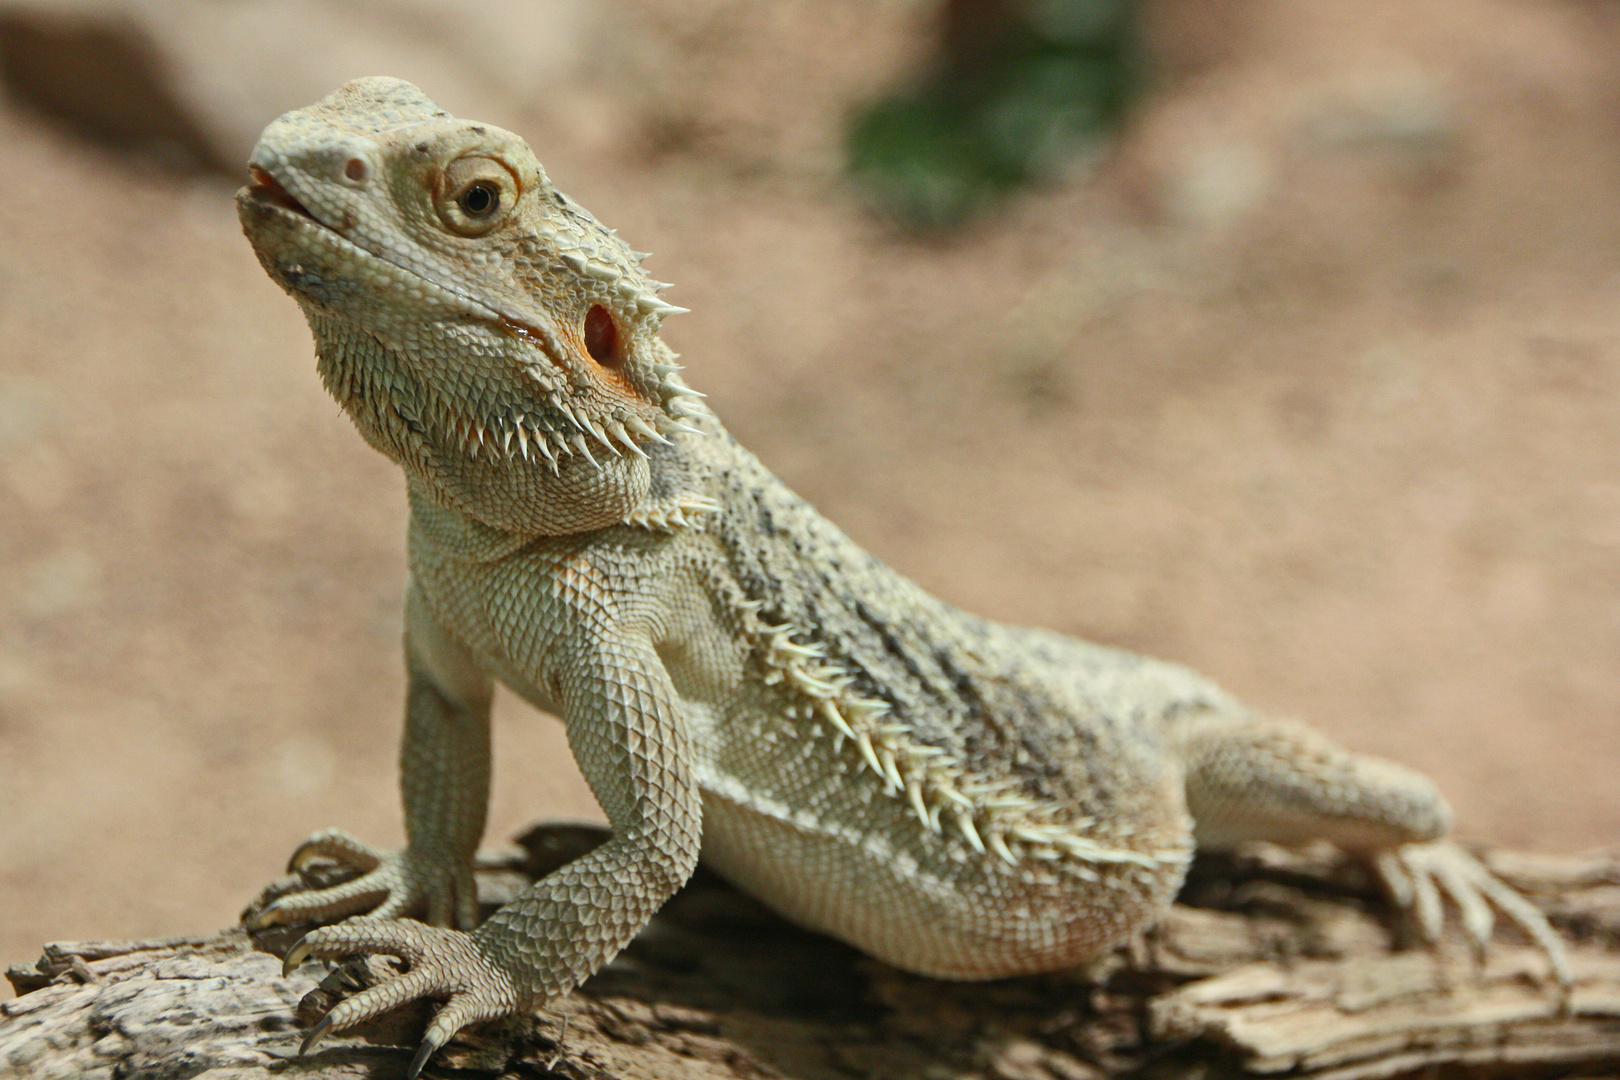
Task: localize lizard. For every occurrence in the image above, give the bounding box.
[235,77,1573,1078]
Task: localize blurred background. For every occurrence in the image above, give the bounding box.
[1,0,1618,981]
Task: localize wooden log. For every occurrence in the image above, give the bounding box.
[3,828,1617,1079]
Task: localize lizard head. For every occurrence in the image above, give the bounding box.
[236,76,705,535]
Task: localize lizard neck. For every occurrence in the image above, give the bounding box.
[309,308,668,536]
[407,482,539,565]
[398,399,729,560]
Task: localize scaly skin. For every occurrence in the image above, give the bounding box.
[236,78,1571,1077]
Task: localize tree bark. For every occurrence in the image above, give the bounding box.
[4,826,1618,1079]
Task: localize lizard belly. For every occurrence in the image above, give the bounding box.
[694,762,1187,979]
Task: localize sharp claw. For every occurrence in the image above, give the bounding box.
[288,840,329,873]
[408,1032,444,1080]
[283,939,312,977]
[299,1012,335,1056]
[333,964,368,991]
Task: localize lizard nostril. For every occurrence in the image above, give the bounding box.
[344,157,370,184]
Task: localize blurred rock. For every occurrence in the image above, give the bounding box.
[0,0,593,172]
[0,7,218,168]
[1299,64,1457,158]
[1162,135,1272,228]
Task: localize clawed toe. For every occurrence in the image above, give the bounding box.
[298,1013,336,1056]
[282,938,312,977]
[254,831,477,934]
[407,1035,441,1080]
[1376,841,1572,999]
[251,867,396,929]
[288,828,385,874]
[286,921,519,1075]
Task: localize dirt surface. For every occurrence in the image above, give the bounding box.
[2,0,1618,981]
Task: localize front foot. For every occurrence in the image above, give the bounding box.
[287,919,519,1079]
[1374,839,1572,999]
[249,828,479,931]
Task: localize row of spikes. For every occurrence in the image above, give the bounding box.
[446,402,670,472]
[625,494,723,532]
[445,360,707,471]
[646,357,709,426]
[312,307,703,465]
[557,251,690,319]
[741,598,1192,880]
[559,234,724,531]
[515,351,706,424]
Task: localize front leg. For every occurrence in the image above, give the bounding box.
[286,624,703,1077]
[255,583,493,931]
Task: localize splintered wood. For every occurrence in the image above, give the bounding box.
[4,831,1618,1080]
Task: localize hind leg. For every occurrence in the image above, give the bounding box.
[1170,709,1570,993]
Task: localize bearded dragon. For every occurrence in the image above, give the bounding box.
[236,78,1571,1078]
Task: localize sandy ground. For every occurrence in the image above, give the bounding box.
[2,0,1618,980]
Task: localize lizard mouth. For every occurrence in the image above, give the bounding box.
[240,171,562,370]
[238,163,507,327]
[245,165,317,221]
[239,165,581,373]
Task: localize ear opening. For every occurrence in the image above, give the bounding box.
[584,304,620,367]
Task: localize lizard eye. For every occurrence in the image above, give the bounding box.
[436,156,517,236]
[459,181,499,217]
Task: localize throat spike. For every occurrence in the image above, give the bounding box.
[625,414,672,446]
[584,418,621,457]
[607,420,648,458]
[570,433,600,470]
